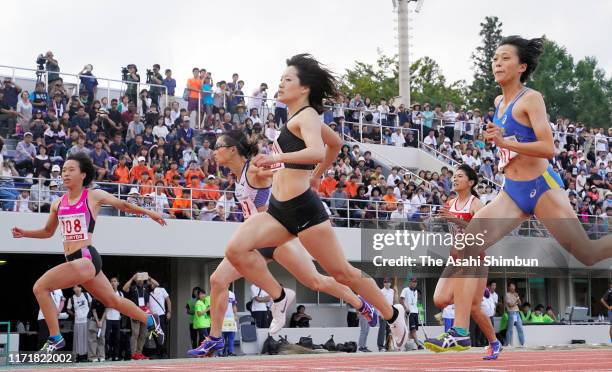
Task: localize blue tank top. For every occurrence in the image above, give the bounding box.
[492,87,537,143]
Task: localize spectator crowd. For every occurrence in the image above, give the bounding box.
[0,51,610,236]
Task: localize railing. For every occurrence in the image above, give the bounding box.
[0,64,168,109]
[0,177,608,239]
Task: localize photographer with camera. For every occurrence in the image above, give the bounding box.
[79,64,98,104]
[147,64,164,108]
[122,272,159,360]
[38,51,60,90]
[123,64,140,105]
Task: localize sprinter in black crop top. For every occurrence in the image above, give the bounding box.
[222,54,409,350]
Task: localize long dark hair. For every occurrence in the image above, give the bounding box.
[286,54,338,114]
[66,152,96,187]
[456,164,478,197]
[219,130,259,158]
[499,36,544,83]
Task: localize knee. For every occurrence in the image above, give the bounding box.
[433,292,451,309]
[301,274,325,293]
[210,271,228,290]
[32,280,46,297]
[329,266,359,287]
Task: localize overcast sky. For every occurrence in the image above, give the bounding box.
[2,0,611,96]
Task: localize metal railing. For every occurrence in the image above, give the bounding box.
[0,176,608,239]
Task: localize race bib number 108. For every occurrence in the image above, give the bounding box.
[58,213,87,241]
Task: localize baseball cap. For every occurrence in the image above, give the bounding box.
[207,175,216,180]
[454,142,461,147]
[358,156,365,162]
[49,181,58,187]
[52,165,61,172]
[24,132,33,137]
[444,137,451,143]
[137,156,146,162]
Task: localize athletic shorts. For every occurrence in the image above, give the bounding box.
[66,245,102,276]
[503,164,564,215]
[408,313,419,331]
[187,98,199,112]
[267,188,329,236]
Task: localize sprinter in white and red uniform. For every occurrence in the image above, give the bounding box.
[427,164,502,360]
[188,130,376,357]
[11,153,166,353]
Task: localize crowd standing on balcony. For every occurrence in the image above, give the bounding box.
[0,52,610,237]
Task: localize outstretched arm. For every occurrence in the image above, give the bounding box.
[12,200,60,239]
[91,189,166,226]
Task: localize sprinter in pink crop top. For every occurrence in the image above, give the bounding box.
[11,153,167,354]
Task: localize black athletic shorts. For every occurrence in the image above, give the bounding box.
[408,313,419,331]
[66,245,103,276]
[267,188,329,236]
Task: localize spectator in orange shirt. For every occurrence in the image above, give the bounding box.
[139,172,154,196]
[344,174,359,198]
[184,161,205,187]
[319,169,338,198]
[186,68,202,117]
[164,162,180,185]
[382,186,397,211]
[201,175,220,201]
[112,155,131,184]
[171,188,194,220]
[130,156,154,183]
[189,175,204,204]
[167,174,183,203]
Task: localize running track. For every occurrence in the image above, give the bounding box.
[5,349,612,371]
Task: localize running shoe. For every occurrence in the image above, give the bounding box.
[483,340,503,360]
[38,337,65,353]
[424,328,471,352]
[389,304,409,350]
[357,295,378,327]
[269,288,296,334]
[187,336,225,357]
[146,311,165,346]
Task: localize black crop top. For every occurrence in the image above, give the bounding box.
[275,106,316,170]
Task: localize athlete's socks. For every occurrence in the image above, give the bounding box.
[273,288,286,303]
[147,314,155,328]
[49,333,63,342]
[388,306,399,323]
[451,326,469,336]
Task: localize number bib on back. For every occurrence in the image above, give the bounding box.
[59,213,87,241]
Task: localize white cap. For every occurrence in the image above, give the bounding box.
[128,187,139,195]
[52,165,61,172]
[137,156,146,162]
[444,137,451,143]
[49,181,58,187]
[358,156,365,162]
[454,142,461,147]
[207,175,216,180]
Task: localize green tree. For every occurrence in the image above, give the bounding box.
[469,16,503,110]
[339,54,399,102]
[340,54,465,106]
[573,57,612,127]
[530,39,576,121]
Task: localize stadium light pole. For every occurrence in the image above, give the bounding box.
[394,0,424,108]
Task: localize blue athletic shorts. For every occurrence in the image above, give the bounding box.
[502,164,564,215]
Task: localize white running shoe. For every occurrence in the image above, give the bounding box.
[269,288,296,334]
[389,304,408,351]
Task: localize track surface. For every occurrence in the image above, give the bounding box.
[4,348,612,371]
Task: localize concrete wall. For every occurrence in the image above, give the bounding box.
[352,142,448,173]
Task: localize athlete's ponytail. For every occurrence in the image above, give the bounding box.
[499,36,544,83]
[457,164,479,197]
[220,130,259,158]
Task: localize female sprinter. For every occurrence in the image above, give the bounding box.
[427,164,502,359]
[424,36,612,352]
[188,130,376,356]
[222,54,409,350]
[11,153,166,353]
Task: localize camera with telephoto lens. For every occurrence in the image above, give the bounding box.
[146,69,153,84]
[36,54,47,70]
[121,67,129,81]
